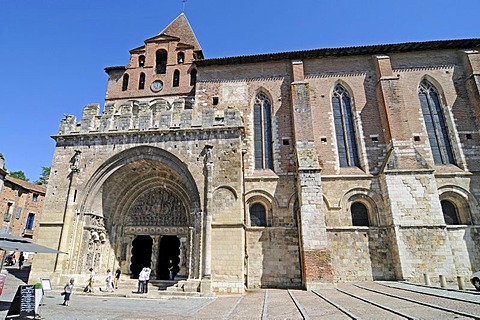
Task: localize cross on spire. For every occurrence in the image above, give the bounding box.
[182,0,187,13]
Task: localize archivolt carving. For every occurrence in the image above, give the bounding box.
[126,188,187,226]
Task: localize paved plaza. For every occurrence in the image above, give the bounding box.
[1,264,479,319]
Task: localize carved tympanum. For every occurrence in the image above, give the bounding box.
[126,188,187,226]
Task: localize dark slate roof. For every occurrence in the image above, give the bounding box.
[196,38,480,67]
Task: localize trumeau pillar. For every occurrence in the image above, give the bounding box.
[462,50,480,122]
[151,235,160,279]
[290,60,331,289]
[373,55,456,282]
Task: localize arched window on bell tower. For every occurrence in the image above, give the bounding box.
[190,69,197,86]
[173,70,180,87]
[138,73,145,90]
[418,79,455,165]
[138,55,145,67]
[156,50,168,74]
[177,52,185,64]
[122,74,129,91]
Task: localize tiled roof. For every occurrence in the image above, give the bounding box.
[196,38,480,66]
[5,176,46,194]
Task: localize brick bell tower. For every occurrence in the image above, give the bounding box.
[104,13,203,104]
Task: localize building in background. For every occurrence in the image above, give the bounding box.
[30,14,480,294]
[0,175,45,240]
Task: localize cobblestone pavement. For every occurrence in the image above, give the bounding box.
[1,265,479,319]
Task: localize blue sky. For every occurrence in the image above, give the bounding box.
[1,0,479,181]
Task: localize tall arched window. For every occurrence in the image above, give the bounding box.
[190,69,197,86]
[177,52,185,64]
[156,50,167,74]
[173,70,180,87]
[138,55,145,67]
[250,203,266,227]
[351,202,369,226]
[122,74,129,91]
[441,200,460,225]
[254,92,273,170]
[138,73,145,90]
[332,84,359,167]
[418,79,455,165]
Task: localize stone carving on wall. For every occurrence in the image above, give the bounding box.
[221,83,247,104]
[82,213,107,272]
[126,188,188,226]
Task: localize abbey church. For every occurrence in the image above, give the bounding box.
[30,14,480,294]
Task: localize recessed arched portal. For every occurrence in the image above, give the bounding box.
[130,235,152,278]
[76,146,202,281]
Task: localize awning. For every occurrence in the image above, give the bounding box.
[0,233,64,254]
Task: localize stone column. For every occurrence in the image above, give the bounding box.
[125,235,134,276]
[201,145,213,293]
[179,237,188,277]
[290,60,331,290]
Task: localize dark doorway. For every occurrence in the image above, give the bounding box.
[130,235,152,279]
[157,236,180,280]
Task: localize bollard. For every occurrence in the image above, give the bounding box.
[439,275,447,288]
[423,273,431,286]
[457,276,465,290]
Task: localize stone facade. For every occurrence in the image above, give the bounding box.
[29,14,480,294]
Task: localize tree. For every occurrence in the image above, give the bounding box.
[9,170,29,181]
[36,166,51,185]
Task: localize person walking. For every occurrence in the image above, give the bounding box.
[103,269,114,292]
[86,268,95,293]
[114,266,121,289]
[62,278,74,306]
[18,252,25,270]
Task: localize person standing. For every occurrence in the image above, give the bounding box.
[18,252,25,270]
[114,266,121,289]
[137,268,146,293]
[144,267,151,293]
[168,259,174,280]
[62,278,74,306]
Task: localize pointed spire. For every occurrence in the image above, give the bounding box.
[159,13,201,51]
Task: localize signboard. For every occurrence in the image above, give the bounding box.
[0,273,7,296]
[6,285,36,319]
[40,277,51,291]
[20,285,35,317]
